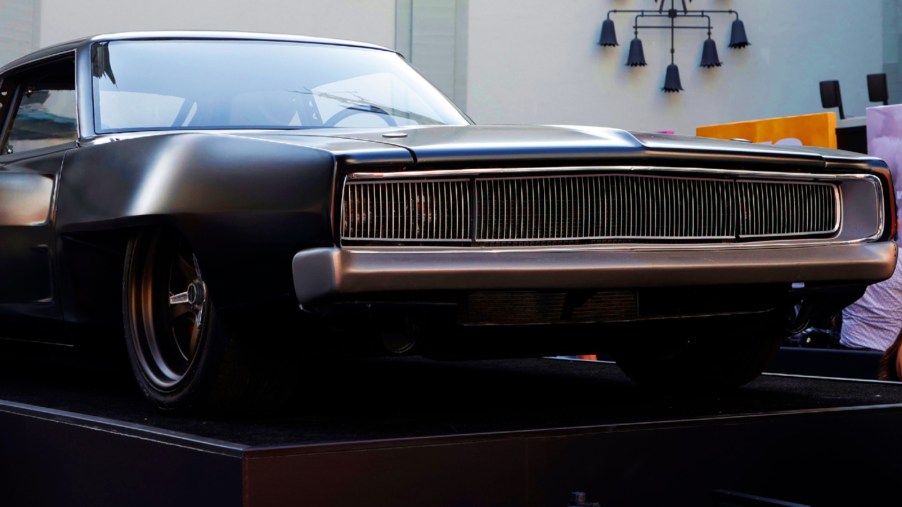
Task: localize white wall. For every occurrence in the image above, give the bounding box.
[465,0,884,135]
[34,0,887,136]
[0,0,39,65]
[38,0,396,49]
[884,0,902,101]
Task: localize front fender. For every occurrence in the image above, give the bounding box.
[57,133,338,310]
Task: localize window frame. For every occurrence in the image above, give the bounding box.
[0,51,79,159]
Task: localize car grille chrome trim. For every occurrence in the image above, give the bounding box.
[340,172,841,245]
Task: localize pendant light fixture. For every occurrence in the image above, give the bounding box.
[598,0,749,92]
[700,38,721,68]
[728,18,750,48]
[627,37,647,67]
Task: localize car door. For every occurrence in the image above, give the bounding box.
[0,53,77,315]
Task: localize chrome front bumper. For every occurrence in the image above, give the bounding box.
[291,242,897,305]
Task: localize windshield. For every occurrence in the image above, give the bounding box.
[92,39,470,133]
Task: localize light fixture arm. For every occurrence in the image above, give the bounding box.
[670,8,676,65]
[605,9,740,32]
[608,8,738,17]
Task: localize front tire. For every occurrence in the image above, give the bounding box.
[123,228,297,411]
[613,313,785,393]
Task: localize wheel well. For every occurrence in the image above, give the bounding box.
[59,225,166,326]
[62,214,312,326]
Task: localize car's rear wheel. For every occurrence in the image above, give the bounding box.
[123,228,297,411]
[612,312,785,393]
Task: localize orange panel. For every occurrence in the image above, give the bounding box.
[696,112,838,149]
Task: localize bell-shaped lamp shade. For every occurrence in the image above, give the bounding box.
[729,19,750,48]
[700,38,722,67]
[599,19,618,47]
[626,38,647,67]
[663,64,683,92]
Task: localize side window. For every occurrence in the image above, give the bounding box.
[1,56,77,155]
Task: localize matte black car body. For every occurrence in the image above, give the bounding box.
[0,32,895,409]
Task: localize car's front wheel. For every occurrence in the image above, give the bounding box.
[123,228,296,411]
[612,312,785,393]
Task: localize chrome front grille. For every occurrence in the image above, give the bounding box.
[341,179,471,242]
[736,180,837,237]
[475,175,738,242]
[340,172,840,245]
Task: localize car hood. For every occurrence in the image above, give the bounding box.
[324,125,646,163]
[235,124,877,168]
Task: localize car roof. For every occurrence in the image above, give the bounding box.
[0,31,394,73]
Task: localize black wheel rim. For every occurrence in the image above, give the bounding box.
[129,231,208,390]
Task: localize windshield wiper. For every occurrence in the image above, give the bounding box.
[316,90,443,126]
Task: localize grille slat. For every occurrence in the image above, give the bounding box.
[341,173,839,245]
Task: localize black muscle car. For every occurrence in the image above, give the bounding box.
[0,32,895,410]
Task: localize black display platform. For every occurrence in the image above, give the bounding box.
[1,352,901,506]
